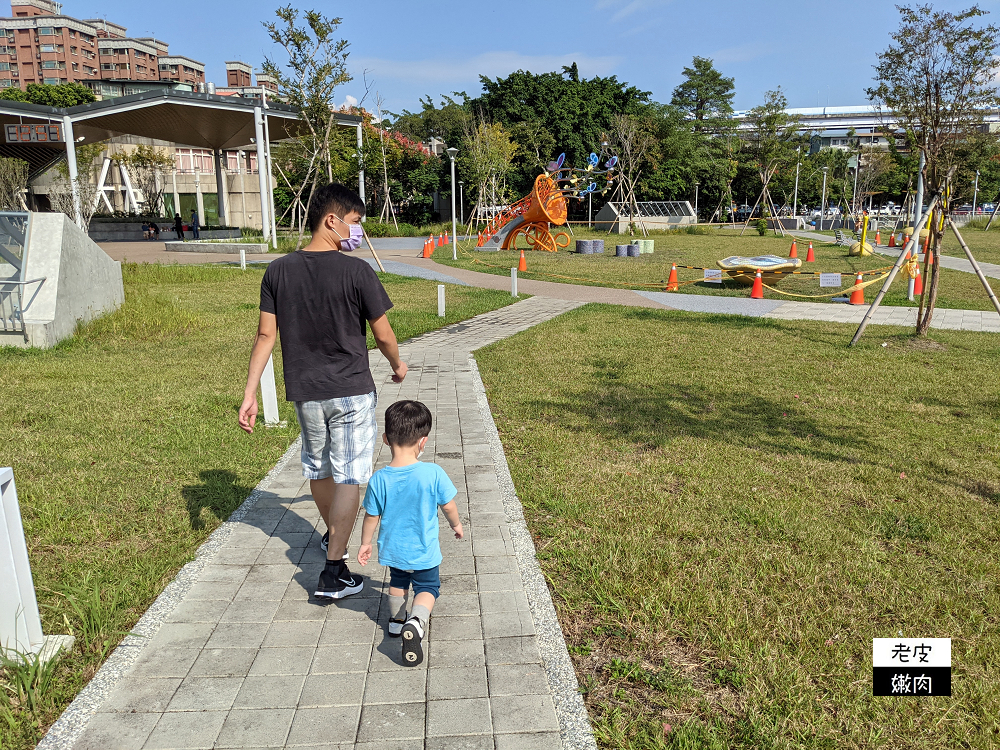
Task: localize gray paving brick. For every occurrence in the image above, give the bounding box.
[310,644,372,673]
[494,731,563,750]
[166,676,243,712]
[487,664,550,696]
[142,710,226,749]
[426,736,496,750]
[184,580,242,601]
[99,677,181,713]
[235,580,289,601]
[319,619,377,645]
[440,574,478,594]
[484,636,541,665]
[146,622,214,650]
[262,619,324,648]
[357,701,426,742]
[249,646,316,676]
[233,675,305,709]
[198,565,250,583]
[434,593,481,617]
[482,611,535,639]
[204,622,269,649]
[299,672,366,707]
[362,668,427,704]
[219,598,282,623]
[128,647,200,679]
[428,666,488,700]
[426,697,493,737]
[76,712,158,750]
[474,556,518,575]
[490,695,559,734]
[433,615,484,641]
[215,707,295,748]
[286,705,361,745]
[166,598,231,624]
[429,639,486,668]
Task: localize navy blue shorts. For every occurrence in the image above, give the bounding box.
[388,565,441,599]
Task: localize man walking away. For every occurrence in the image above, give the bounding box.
[238,183,407,600]
[173,212,184,240]
[191,209,200,239]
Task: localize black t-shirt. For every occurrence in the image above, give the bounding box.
[260,250,392,402]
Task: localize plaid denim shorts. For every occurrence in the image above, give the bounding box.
[294,391,377,484]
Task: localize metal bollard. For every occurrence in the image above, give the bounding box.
[438,284,445,317]
[511,268,518,297]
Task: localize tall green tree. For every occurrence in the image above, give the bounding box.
[867,3,1000,334]
[670,56,735,131]
[0,82,95,107]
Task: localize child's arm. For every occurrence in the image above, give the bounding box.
[440,500,463,539]
[357,513,380,566]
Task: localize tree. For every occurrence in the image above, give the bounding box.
[670,56,735,131]
[116,143,173,216]
[261,5,352,248]
[0,157,28,210]
[51,141,106,232]
[0,82,95,107]
[867,3,1000,334]
[461,119,518,231]
[609,113,658,234]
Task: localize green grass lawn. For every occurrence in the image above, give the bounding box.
[0,263,516,749]
[476,305,1000,750]
[433,227,1000,311]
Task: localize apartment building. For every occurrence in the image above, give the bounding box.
[215,61,279,99]
[0,0,204,91]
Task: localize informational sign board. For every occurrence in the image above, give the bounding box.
[5,123,63,144]
[819,273,843,288]
[873,638,951,696]
[703,269,722,284]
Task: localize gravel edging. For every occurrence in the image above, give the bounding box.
[469,355,598,750]
[36,437,302,750]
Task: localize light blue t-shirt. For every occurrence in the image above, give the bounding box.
[362,462,458,570]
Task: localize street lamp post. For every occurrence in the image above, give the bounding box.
[693,182,699,219]
[447,147,459,261]
[459,180,464,225]
[793,147,801,218]
[820,166,829,231]
[973,170,980,215]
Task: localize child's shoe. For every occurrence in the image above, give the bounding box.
[401,616,424,665]
[388,618,406,637]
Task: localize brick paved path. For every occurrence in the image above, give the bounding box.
[46,297,596,750]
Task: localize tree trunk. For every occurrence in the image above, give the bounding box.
[916,213,943,335]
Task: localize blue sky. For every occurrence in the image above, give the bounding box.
[94,0,1000,115]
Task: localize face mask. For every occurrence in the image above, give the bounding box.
[340,223,363,251]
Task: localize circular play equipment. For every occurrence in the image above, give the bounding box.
[717,254,802,285]
[477,174,571,252]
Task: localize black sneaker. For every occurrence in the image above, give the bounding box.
[388,618,406,638]
[401,616,424,665]
[320,530,350,560]
[314,561,363,600]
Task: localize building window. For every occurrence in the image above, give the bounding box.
[100,49,112,55]
[0,62,8,71]
[70,46,77,55]
[38,27,56,36]
[117,63,129,71]
[41,60,58,69]
[72,62,78,71]
[39,44,63,53]
[43,77,60,84]
[100,62,114,70]
[69,30,76,38]
[0,46,8,55]
[83,65,95,74]
[0,79,14,88]
[114,48,127,55]
[83,50,94,59]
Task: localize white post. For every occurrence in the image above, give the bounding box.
[438,284,445,317]
[214,149,227,224]
[1,467,43,655]
[240,245,246,270]
[172,167,180,219]
[511,267,518,297]
[793,151,801,218]
[253,106,271,240]
[61,115,82,227]
[972,170,980,217]
[448,148,458,260]
[194,173,205,230]
[260,355,279,425]
[262,95,277,249]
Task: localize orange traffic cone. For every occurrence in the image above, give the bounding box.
[924,235,933,265]
[875,230,881,245]
[904,233,910,247]
[422,239,430,258]
[805,242,815,262]
[888,232,896,248]
[518,248,527,272]
[849,272,865,305]
[750,270,764,299]
[789,241,798,259]
[913,263,923,295]
[666,263,679,291]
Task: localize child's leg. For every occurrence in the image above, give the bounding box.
[407,566,441,629]
[388,586,409,622]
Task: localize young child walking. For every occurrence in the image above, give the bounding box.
[356,400,463,666]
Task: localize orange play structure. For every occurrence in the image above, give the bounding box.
[476,174,571,253]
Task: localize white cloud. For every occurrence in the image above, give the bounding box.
[350,50,621,87]
[337,94,358,110]
[594,0,673,23]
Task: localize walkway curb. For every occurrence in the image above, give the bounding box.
[36,439,303,750]
[469,355,598,750]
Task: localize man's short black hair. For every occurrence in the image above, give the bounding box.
[384,400,433,447]
[308,183,366,233]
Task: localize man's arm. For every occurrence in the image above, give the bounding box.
[357,512,380,566]
[370,314,407,383]
[238,311,277,434]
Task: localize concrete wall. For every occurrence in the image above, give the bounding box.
[8,213,124,349]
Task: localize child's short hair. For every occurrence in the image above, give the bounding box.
[384,400,432,446]
[308,183,366,232]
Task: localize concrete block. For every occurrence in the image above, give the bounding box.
[490,694,559,734]
[248,646,316,676]
[143,710,226,749]
[426,697,492,737]
[189,647,258,677]
[285,705,360,745]
[427,666,488,699]
[357,702,426,741]
[214,707,295,748]
[166,675,243,711]
[74,711,159,750]
[362,669,427,704]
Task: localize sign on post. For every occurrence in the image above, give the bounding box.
[873,638,951,696]
[703,269,722,284]
[0,467,44,656]
[819,273,843,288]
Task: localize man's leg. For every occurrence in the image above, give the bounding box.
[326,482,360,562]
